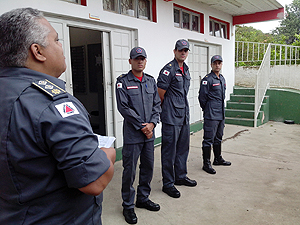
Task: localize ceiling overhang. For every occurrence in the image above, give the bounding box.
[164,0,284,25]
[233,8,284,25]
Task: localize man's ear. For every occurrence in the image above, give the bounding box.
[128,59,132,65]
[30,44,46,62]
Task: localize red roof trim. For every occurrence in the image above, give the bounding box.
[152,0,157,23]
[233,8,284,25]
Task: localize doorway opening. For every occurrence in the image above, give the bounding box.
[69,27,106,135]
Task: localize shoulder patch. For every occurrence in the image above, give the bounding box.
[55,102,79,118]
[117,83,122,89]
[163,70,170,76]
[202,80,208,85]
[32,79,66,98]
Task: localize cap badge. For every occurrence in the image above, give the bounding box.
[136,48,143,53]
[181,41,187,45]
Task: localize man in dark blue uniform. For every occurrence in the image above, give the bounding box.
[198,55,231,175]
[116,47,161,224]
[0,8,116,224]
[157,39,197,199]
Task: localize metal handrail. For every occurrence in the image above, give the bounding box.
[254,43,271,127]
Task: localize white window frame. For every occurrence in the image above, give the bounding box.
[103,0,152,21]
[62,0,81,4]
[173,6,200,33]
[209,19,228,39]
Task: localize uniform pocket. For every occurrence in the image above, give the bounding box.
[128,89,140,106]
[172,99,185,117]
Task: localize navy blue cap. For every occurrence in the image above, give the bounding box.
[211,55,223,63]
[175,39,190,50]
[130,47,147,59]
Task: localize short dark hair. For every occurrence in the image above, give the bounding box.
[0,8,50,67]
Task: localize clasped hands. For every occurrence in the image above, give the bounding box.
[141,123,154,139]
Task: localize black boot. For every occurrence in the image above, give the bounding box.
[202,146,216,174]
[213,144,231,166]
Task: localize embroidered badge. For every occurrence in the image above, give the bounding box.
[202,81,207,85]
[213,83,220,86]
[55,102,79,118]
[127,86,138,89]
[176,73,182,76]
[38,80,47,85]
[45,85,53,89]
[117,83,122,89]
[52,89,61,94]
[163,70,170,76]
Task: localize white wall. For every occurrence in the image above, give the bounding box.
[0,0,235,98]
[235,65,300,90]
[0,0,237,142]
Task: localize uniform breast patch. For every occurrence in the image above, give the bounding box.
[213,83,220,86]
[127,86,138,89]
[55,102,79,118]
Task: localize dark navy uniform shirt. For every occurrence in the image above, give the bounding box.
[198,71,226,120]
[116,71,161,144]
[157,59,191,125]
[0,67,110,224]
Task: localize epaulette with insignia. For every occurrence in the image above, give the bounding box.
[144,73,153,78]
[117,73,127,81]
[32,79,67,100]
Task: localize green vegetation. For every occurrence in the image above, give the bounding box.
[235,0,300,67]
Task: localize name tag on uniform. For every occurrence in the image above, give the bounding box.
[127,86,138,89]
[213,83,220,86]
[176,73,182,76]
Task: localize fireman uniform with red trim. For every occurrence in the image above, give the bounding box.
[198,70,226,147]
[0,67,110,224]
[115,71,161,209]
[157,58,191,188]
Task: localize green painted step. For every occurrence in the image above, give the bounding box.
[233,87,255,95]
[226,102,255,110]
[225,109,254,119]
[229,94,255,103]
[225,117,256,127]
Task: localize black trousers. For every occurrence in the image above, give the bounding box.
[161,123,190,188]
[202,119,225,147]
[121,141,154,209]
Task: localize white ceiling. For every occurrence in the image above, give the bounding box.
[195,0,283,16]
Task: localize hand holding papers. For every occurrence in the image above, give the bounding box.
[95,134,116,148]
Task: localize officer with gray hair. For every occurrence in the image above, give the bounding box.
[0,8,116,224]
